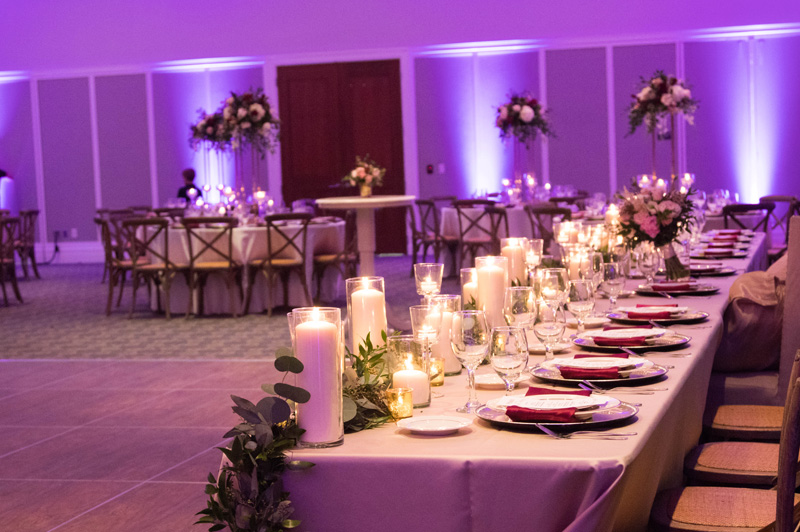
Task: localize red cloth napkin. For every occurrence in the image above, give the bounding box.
[627,311,673,319]
[574,353,629,359]
[603,324,654,331]
[637,304,678,307]
[504,386,591,422]
[525,386,591,396]
[651,283,694,291]
[703,250,734,257]
[712,236,739,242]
[558,366,621,379]
[592,336,647,347]
[716,229,742,235]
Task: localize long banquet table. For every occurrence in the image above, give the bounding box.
[275,233,768,532]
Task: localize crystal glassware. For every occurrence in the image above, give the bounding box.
[635,242,659,287]
[602,261,625,310]
[503,286,536,329]
[414,263,444,302]
[450,310,490,413]
[566,280,595,335]
[409,304,443,389]
[489,326,529,394]
[387,334,430,408]
[538,267,569,309]
[532,302,566,361]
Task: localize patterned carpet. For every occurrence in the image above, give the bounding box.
[0,255,462,359]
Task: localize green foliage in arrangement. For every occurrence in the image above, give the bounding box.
[343,331,393,433]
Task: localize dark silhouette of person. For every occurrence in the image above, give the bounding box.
[177,168,202,201]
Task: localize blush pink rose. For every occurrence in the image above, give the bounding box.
[639,215,660,238]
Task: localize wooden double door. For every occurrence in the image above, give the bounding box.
[277,59,406,254]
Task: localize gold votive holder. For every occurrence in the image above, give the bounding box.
[430,357,445,387]
[386,388,414,419]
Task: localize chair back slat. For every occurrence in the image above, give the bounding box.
[182,217,238,267]
[775,361,800,531]
[265,213,312,263]
[722,202,775,232]
[415,199,440,238]
[452,199,496,242]
[525,204,572,252]
[122,218,172,268]
[17,210,38,245]
[0,217,19,259]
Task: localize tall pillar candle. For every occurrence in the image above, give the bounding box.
[292,307,343,448]
[460,268,478,309]
[475,256,508,330]
[346,277,387,352]
[501,238,527,286]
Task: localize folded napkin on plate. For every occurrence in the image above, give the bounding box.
[637,304,678,308]
[707,241,735,248]
[574,353,629,359]
[716,230,742,235]
[525,386,591,396]
[651,283,694,292]
[557,366,621,380]
[504,386,591,422]
[603,324,653,331]
[592,336,647,347]
[712,236,739,242]
[703,250,734,257]
[627,311,673,319]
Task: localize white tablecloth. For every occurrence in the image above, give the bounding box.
[150,221,345,314]
[275,234,768,531]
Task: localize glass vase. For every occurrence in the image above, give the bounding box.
[360,184,372,197]
[387,334,430,408]
[345,276,387,353]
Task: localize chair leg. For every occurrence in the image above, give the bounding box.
[243,267,257,315]
[264,269,275,317]
[297,267,313,307]
[106,270,117,316]
[129,274,140,318]
[116,272,127,307]
[18,251,29,280]
[186,272,195,318]
[29,249,40,279]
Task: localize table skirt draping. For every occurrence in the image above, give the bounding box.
[272,234,768,532]
[149,222,345,314]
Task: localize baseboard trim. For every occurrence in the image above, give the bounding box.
[35,241,104,264]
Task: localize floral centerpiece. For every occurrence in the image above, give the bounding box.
[342,155,385,197]
[617,188,695,280]
[190,110,230,151]
[495,93,553,146]
[627,71,697,181]
[221,88,280,155]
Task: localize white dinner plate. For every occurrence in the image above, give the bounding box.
[396,416,471,435]
[566,316,609,329]
[597,289,635,299]
[578,328,668,340]
[615,306,688,315]
[486,393,620,412]
[474,373,529,390]
[554,356,646,370]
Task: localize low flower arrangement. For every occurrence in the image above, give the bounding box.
[495,92,553,146]
[617,188,695,279]
[627,71,697,136]
[342,155,385,195]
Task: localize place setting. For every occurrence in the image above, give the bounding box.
[687,261,736,277]
[606,304,709,325]
[569,326,690,353]
[635,280,721,297]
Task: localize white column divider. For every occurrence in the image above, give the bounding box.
[145,72,159,208]
[400,50,419,200]
[88,76,103,210]
[262,58,282,206]
[747,37,759,200]
[471,53,480,190]
[29,78,48,247]
[538,50,550,185]
[675,41,688,178]
[605,46,618,195]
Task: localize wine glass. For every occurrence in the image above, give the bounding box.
[538,268,569,309]
[532,302,567,361]
[602,262,625,311]
[566,280,595,335]
[414,263,444,303]
[503,286,536,329]
[635,243,659,287]
[489,326,529,394]
[450,310,490,413]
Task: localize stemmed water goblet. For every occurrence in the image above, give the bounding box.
[414,263,444,304]
[635,243,659,287]
[538,267,569,309]
[503,286,536,329]
[450,310,490,413]
[602,261,625,311]
[566,280,595,335]
[489,326,529,394]
[532,302,567,361]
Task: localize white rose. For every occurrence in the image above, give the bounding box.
[512,104,521,113]
[351,170,358,178]
[260,123,271,134]
[372,168,380,177]
[237,108,247,120]
[499,106,508,120]
[226,96,234,105]
[519,105,534,123]
[636,87,654,101]
[660,94,675,107]
[249,103,266,121]
[223,107,233,119]
[671,85,691,102]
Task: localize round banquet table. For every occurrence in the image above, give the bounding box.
[150,220,345,314]
[315,195,415,276]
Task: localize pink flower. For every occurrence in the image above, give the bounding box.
[633,210,651,227]
[639,215,660,238]
[365,174,373,184]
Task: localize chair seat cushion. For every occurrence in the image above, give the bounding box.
[709,404,783,438]
[313,253,357,264]
[463,237,492,244]
[685,441,779,485]
[251,257,302,267]
[192,261,240,269]
[651,486,793,530]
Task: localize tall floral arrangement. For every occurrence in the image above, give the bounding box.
[189,110,230,150]
[495,92,553,146]
[627,71,697,136]
[222,88,280,155]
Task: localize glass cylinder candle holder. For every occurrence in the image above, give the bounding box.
[526,238,544,273]
[500,237,528,286]
[414,263,444,300]
[430,294,462,377]
[475,256,508,330]
[410,305,442,389]
[290,307,344,448]
[346,277,388,353]
[387,334,430,408]
[460,268,478,310]
[385,388,413,419]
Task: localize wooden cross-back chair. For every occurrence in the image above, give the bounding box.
[96,217,134,316]
[16,209,40,279]
[123,217,184,319]
[524,204,572,255]
[650,359,800,531]
[312,210,358,303]
[182,217,242,318]
[0,217,22,306]
[409,199,456,275]
[760,195,799,264]
[244,213,313,316]
[722,202,775,232]
[452,199,506,269]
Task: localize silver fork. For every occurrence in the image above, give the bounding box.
[656,291,675,299]
[579,381,656,396]
[534,423,633,440]
[580,381,667,393]
[619,346,691,359]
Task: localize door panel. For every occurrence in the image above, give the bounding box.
[278,60,406,254]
